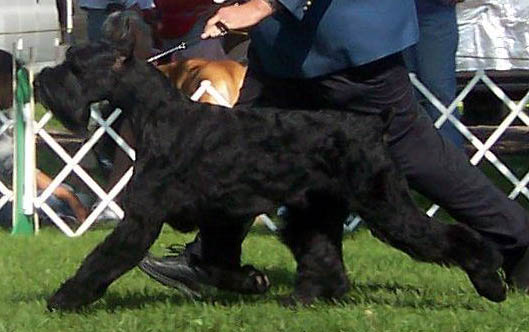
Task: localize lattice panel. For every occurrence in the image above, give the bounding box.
[17,75,529,235]
[410,71,529,217]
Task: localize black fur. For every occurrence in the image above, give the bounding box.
[34,41,506,310]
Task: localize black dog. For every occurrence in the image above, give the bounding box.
[33,41,506,311]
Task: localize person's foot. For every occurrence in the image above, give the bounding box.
[138,238,271,296]
[503,246,529,292]
[138,248,205,299]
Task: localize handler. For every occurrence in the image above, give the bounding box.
[139,0,529,294]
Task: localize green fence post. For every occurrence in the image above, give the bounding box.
[11,67,34,235]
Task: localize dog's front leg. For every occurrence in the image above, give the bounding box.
[47,216,163,311]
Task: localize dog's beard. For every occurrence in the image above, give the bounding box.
[35,66,91,136]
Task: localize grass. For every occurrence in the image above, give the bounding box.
[1,225,529,332]
[35,104,67,133]
[3,104,527,330]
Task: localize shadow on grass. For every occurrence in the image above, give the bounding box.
[96,290,189,312]
[259,266,295,287]
[102,266,297,309]
[338,281,489,310]
[9,289,188,314]
[13,279,490,313]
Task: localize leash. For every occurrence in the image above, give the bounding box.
[147,42,190,63]
[146,0,247,63]
[146,24,246,63]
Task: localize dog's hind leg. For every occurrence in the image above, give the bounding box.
[192,217,271,294]
[279,195,350,305]
[47,215,164,311]
[349,144,506,302]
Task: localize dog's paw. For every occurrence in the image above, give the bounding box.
[239,265,271,294]
[467,270,507,303]
[47,288,84,312]
[47,289,74,312]
[47,280,105,311]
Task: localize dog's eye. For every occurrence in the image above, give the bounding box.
[63,60,81,76]
[71,67,83,76]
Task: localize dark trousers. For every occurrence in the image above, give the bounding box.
[236,52,529,251]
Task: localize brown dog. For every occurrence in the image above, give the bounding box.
[100,10,248,196]
[104,58,246,191]
[102,10,247,108]
[157,58,247,107]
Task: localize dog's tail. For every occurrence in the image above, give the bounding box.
[378,107,396,143]
[380,107,396,133]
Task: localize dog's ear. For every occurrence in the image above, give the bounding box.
[102,10,138,61]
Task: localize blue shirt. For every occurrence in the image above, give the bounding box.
[249,0,419,78]
[79,0,137,10]
[415,0,454,15]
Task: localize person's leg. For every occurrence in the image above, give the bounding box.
[316,54,529,248]
[389,108,529,247]
[0,202,12,229]
[414,6,463,148]
[56,0,67,42]
[388,104,529,288]
[84,8,109,42]
[312,55,529,279]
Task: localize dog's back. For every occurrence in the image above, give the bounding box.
[157,59,247,107]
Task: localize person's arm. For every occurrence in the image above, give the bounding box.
[201,0,314,38]
[202,0,277,39]
[36,170,88,223]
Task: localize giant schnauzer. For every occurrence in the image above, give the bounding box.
[33,40,506,311]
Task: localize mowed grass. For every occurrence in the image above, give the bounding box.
[1,225,529,332]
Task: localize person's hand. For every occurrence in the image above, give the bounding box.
[201,0,275,39]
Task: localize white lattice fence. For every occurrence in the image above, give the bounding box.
[3,72,528,235]
[410,71,529,217]
[34,107,131,236]
[29,80,230,237]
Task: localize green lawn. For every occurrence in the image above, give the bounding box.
[1,225,529,332]
[4,105,528,331]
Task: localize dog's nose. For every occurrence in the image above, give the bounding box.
[33,77,40,89]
